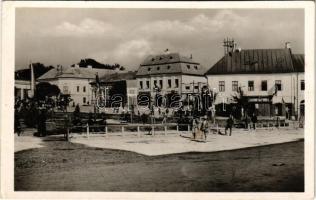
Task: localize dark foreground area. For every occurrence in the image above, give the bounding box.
[15,137,304,192]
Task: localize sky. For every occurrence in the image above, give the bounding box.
[15,8,304,71]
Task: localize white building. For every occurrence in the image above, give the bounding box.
[205,45,304,118]
[136,52,207,107]
[15,80,31,99]
[37,66,95,106]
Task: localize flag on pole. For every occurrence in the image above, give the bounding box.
[29,62,35,98]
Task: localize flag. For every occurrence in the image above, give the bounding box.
[29,62,35,98]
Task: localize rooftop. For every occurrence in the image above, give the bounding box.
[100,71,137,83]
[37,67,95,80]
[137,52,206,76]
[206,48,304,75]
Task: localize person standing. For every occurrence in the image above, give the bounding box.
[201,116,209,140]
[37,109,47,137]
[162,112,167,124]
[192,118,198,139]
[251,113,258,130]
[225,115,234,136]
[244,114,249,130]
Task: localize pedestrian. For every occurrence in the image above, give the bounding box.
[244,114,249,130]
[192,118,198,139]
[225,115,234,136]
[37,109,47,137]
[200,116,209,140]
[162,112,167,124]
[276,116,280,128]
[166,108,169,116]
[251,113,258,130]
[285,106,289,120]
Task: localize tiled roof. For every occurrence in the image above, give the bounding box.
[37,67,95,80]
[136,53,206,76]
[292,54,304,72]
[100,71,137,83]
[206,48,304,75]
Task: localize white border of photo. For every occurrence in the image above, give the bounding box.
[1,1,314,199]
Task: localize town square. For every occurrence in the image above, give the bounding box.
[6,4,312,196]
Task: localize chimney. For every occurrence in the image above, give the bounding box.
[285,42,291,49]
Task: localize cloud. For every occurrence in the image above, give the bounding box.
[41,18,116,37]
[87,39,155,69]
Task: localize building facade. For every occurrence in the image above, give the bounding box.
[15,80,31,100]
[90,71,138,109]
[37,66,95,106]
[136,52,207,107]
[206,45,304,118]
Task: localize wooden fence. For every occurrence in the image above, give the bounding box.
[67,120,300,139]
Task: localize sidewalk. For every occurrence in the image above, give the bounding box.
[14,129,44,152]
[70,128,304,156]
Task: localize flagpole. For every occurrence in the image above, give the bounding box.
[30,61,35,98]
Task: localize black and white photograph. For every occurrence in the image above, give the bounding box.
[1,1,315,199]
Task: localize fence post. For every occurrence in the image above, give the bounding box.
[217,124,219,134]
[176,125,179,132]
[86,123,89,139]
[188,125,190,132]
[152,125,155,136]
[164,126,167,136]
[137,126,140,137]
[105,126,108,137]
[66,127,70,141]
[122,126,124,135]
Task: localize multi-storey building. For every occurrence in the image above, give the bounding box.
[37,66,95,106]
[205,43,304,118]
[136,52,207,107]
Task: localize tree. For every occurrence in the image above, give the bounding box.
[35,82,60,101]
[200,86,218,117]
[232,87,248,119]
[77,58,123,70]
[15,63,54,80]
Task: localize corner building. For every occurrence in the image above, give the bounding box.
[206,45,304,119]
[136,52,207,107]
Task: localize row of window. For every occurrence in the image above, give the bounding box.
[218,80,305,92]
[139,79,179,90]
[147,64,198,72]
[62,86,87,93]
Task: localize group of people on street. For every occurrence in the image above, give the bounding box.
[191,116,208,141]
[225,113,258,136]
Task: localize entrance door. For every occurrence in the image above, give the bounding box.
[274,103,283,116]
